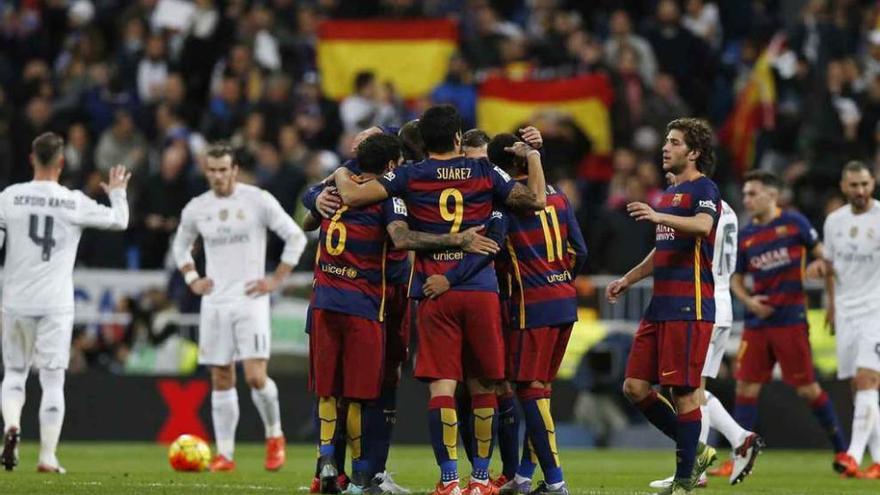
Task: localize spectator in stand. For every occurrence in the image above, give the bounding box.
[604,9,658,87]
[589,174,656,274]
[95,110,147,175]
[430,53,478,129]
[294,73,343,151]
[200,74,247,141]
[138,143,192,269]
[137,34,169,105]
[682,0,722,51]
[62,122,93,189]
[339,70,397,134]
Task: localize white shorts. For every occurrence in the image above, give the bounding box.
[835,311,880,379]
[701,324,731,379]
[198,299,271,366]
[1,311,74,370]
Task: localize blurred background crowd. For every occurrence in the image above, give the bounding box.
[0,0,876,374]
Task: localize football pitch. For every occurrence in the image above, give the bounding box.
[0,443,876,494]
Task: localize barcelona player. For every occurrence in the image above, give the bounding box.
[333,105,547,495]
[606,118,721,495]
[303,121,424,494]
[487,132,587,495]
[731,170,847,473]
[304,134,498,494]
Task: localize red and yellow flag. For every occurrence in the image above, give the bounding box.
[720,35,783,177]
[317,19,458,100]
[477,74,614,155]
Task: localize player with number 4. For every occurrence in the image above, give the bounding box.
[1,132,130,473]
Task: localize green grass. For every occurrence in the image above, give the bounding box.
[0,443,876,494]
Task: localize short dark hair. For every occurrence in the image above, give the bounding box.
[419,105,462,154]
[462,129,490,149]
[487,133,522,173]
[842,160,873,178]
[398,120,424,162]
[356,134,401,174]
[205,141,236,163]
[354,71,375,93]
[666,118,715,175]
[743,169,782,189]
[32,132,64,166]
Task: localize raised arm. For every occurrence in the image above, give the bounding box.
[75,165,131,230]
[503,143,546,211]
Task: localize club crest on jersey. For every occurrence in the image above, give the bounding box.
[850,226,859,238]
[237,209,245,220]
[869,228,876,239]
[219,209,229,221]
[775,225,788,236]
[672,194,683,206]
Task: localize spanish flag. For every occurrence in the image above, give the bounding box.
[476,74,614,155]
[317,19,458,100]
[720,35,783,177]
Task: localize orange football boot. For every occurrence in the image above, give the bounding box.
[209,454,236,472]
[431,480,463,495]
[708,458,732,477]
[265,436,286,471]
[833,452,859,478]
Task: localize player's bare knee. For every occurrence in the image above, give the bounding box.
[243,360,268,389]
[622,378,649,403]
[466,377,497,395]
[429,379,457,398]
[736,381,761,398]
[210,365,235,390]
[796,383,822,401]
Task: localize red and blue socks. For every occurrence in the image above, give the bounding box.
[497,392,521,480]
[428,395,459,483]
[519,388,563,485]
[733,395,758,432]
[811,391,846,453]
[470,393,498,482]
[634,389,677,440]
[674,408,702,481]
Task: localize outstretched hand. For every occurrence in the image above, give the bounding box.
[101,165,132,194]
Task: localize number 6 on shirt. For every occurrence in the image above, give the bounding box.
[325,206,349,255]
[439,188,463,233]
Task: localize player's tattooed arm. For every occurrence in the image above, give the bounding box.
[386,221,499,255]
[504,142,546,211]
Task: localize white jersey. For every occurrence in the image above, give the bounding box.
[172,183,307,305]
[712,200,737,326]
[0,181,129,315]
[824,200,880,316]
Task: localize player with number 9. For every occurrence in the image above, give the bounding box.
[332,105,548,495]
[0,132,130,473]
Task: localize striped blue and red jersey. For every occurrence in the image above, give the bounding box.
[502,182,587,329]
[735,210,818,329]
[645,176,720,322]
[378,156,516,298]
[302,160,411,285]
[311,187,408,321]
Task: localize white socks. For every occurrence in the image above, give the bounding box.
[38,368,65,467]
[868,404,880,463]
[699,404,710,444]
[705,391,750,447]
[212,389,239,459]
[1,367,27,432]
[250,378,283,438]
[850,389,880,464]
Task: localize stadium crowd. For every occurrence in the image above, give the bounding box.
[0,0,878,275]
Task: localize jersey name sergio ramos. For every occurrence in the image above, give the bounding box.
[0,181,128,315]
[824,200,880,316]
[174,184,305,305]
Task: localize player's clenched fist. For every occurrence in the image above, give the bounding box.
[606,277,630,304]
